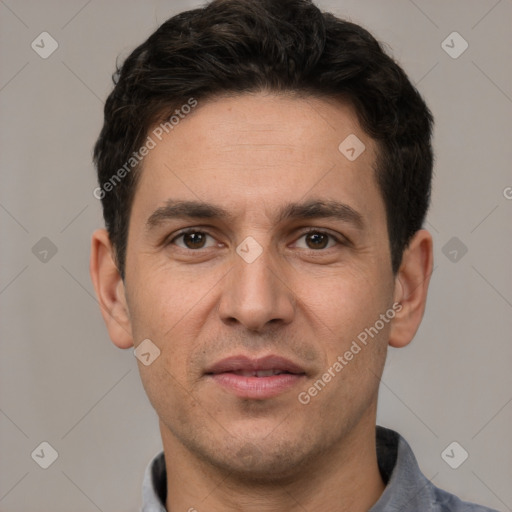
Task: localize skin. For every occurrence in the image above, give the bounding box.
[90,93,433,512]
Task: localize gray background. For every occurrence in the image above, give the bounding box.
[1,0,511,511]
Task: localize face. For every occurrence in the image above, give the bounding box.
[121,93,398,479]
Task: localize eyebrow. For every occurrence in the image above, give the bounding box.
[145,198,364,231]
[146,200,234,229]
[277,199,364,229]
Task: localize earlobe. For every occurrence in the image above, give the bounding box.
[89,229,134,349]
[388,229,433,349]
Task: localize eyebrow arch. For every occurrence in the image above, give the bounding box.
[146,200,233,230]
[145,198,364,231]
[277,199,364,230]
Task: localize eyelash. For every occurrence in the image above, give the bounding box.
[168,227,346,250]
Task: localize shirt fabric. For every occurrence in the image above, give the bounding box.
[140,426,498,512]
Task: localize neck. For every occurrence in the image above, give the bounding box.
[161,415,385,512]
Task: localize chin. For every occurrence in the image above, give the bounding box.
[194,435,317,485]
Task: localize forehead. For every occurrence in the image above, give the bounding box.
[155,93,373,168]
[132,93,385,229]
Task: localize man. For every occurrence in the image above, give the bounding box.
[89,0,498,510]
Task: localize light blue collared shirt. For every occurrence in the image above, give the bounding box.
[140,426,498,511]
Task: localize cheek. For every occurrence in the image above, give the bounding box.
[296,265,391,344]
[127,267,215,384]
[137,359,199,437]
[127,271,201,406]
[295,265,393,410]
[127,265,197,340]
[299,293,390,425]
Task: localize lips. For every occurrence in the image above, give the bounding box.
[205,355,306,399]
[205,355,306,376]
[230,369,288,377]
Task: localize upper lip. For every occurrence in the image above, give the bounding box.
[205,355,306,375]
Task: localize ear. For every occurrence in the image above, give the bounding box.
[89,229,134,349]
[388,229,433,348]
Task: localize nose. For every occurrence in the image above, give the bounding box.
[217,245,295,331]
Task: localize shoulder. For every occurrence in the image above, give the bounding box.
[432,487,500,512]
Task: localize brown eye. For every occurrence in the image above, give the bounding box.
[183,232,206,249]
[305,232,329,249]
[292,230,340,251]
[172,231,216,250]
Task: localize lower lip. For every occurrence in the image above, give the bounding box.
[209,373,305,399]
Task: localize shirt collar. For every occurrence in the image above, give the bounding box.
[370,427,436,511]
[141,446,167,512]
